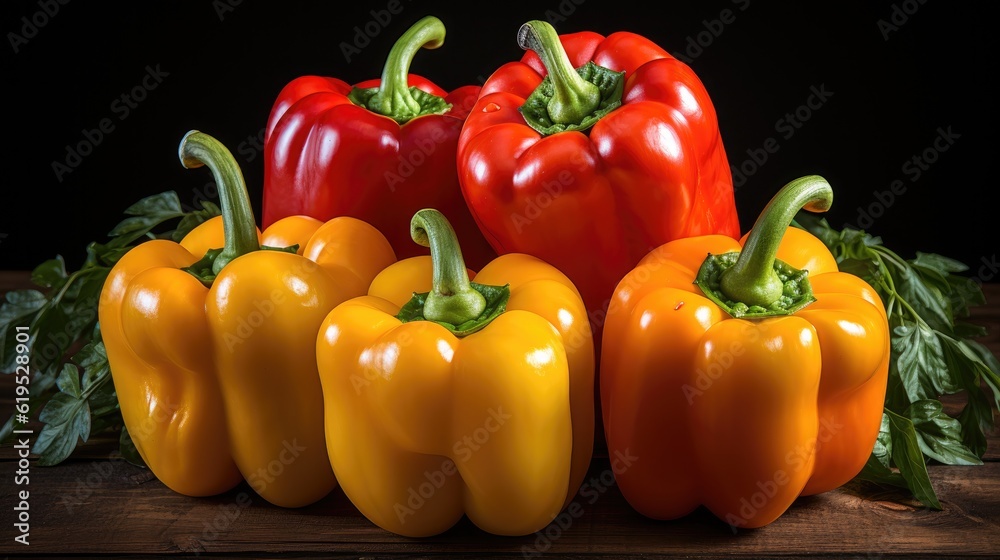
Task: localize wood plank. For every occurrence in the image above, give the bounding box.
[0,457,997,557]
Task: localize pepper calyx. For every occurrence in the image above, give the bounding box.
[519,61,624,136]
[347,15,452,124]
[348,86,451,124]
[394,208,507,337]
[694,251,816,319]
[397,282,510,337]
[182,244,298,287]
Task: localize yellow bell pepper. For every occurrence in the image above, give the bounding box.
[601,176,890,529]
[316,209,594,537]
[98,131,396,506]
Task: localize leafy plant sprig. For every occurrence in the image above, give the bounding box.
[0,192,220,466]
[795,213,1000,508]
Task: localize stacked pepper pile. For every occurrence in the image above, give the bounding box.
[4,14,997,538]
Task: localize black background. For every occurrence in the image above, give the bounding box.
[1,0,994,280]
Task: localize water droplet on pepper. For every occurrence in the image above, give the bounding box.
[482,102,500,113]
[674,301,685,310]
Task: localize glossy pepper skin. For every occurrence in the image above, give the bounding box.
[457,20,740,325]
[317,209,594,537]
[263,16,495,270]
[601,177,889,529]
[99,131,396,506]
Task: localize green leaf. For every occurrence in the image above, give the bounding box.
[836,257,882,285]
[34,391,91,466]
[857,454,908,488]
[94,246,133,267]
[905,400,982,465]
[937,334,986,396]
[29,304,82,383]
[957,381,991,458]
[857,413,908,488]
[87,390,121,424]
[19,270,101,388]
[908,253,968,306]
[940,336,1000,409]
[952,321,988,339]
[33,422,80,467]
[107,215,180,239]
[793,215,888,286]
[88,383,119,418]
[0,289,46,372]
[0,289,48,320]
[89,411,121,436]
[80,335,119,420]
[33,407,88,467]
[74,338,110,392]
[55,363,81,398]
[119,425,146,468]
[180,247,224,286]
[871,412,893,468]
[70,269,109,312]
[31,349,110,466]
[889,260,954,333]
[910,252,970,274]
[892,317,958,401]
[908,263,954,300]
[104,191,187,248]
[121,190,183,217]
[30,256,68,289]
[38,392,84,426]
[945,276,985,319]
[965,339,1000,406]
[884,409,942,510]
[75,401,92,443]
[884,359,911,412]
[839,228,883,261]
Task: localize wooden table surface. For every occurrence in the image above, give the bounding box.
[1,272,998,558]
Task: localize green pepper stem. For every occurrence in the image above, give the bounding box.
[178,130,259,274]
[720,175,833,307]
[517,20,601,125]
[368,15,446,119]
[411,209,486,325]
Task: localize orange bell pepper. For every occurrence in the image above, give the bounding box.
[600,176,890,529]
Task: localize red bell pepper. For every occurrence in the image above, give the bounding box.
[263,16,495,269]
[457,20,741,329]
